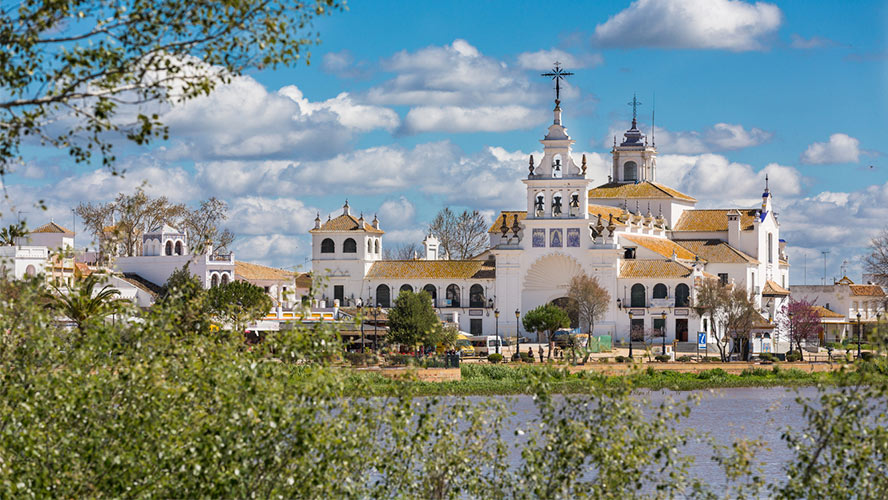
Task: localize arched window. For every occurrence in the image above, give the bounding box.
[630,283,646,307]
[368,240,373,253]
[374,239,380,254]
[399,284,413,294]
[675,283,690,307]
[165,240,173,256]
[552,154,563,178]
[376,284,391,308]
[446,284,460,308]
[552,192,563,217]
[25,265,36,277]
[220,273,229,286]
[768,233,773,263]
[423,284,437,306]
[624,161,637,182]
[210,274,219,288]
[343,238,357,253]
[321,238,335,253]
[174,240,183,255]
[652,283,667,299]
[469,284,485,308]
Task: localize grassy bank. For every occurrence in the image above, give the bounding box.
[347,363,887,396]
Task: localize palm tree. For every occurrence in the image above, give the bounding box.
[0,223,26,246]
[51,274,122,336]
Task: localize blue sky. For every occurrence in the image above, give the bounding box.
[8,0,888,283]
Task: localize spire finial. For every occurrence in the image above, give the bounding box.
[627,93,642,128]
[541,62,573,105]
[529,155,535,176]
[765,174,769,192]
[581,154,587,176]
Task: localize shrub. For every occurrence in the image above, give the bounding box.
[388,354,415,366]
[487,353,504,364]
[421,357,448,368]
[758,352,776,363]
[676,355,692,362]
[511,352,521,362]
[859,351,876,362]
[786,351,803,362]
[614,355,628,363]
[519,352,535,363]
[697,368,728,380]
[344,352,377,366]
[654,354,670,363]
[740,368,769,377]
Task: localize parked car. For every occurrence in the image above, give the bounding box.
[553,329,585,349]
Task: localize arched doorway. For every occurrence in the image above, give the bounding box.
[550,297,579,330]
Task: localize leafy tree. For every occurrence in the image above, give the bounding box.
[76,185,186,257]
[0,222,27,245]
[778,299,824,361]
[182,197,235,255]
[427,323,459,351]
[693,279,761,361]
[567,272,610,345]
[386,291,441,350]
[206,280,273,334]
[158,265,211,336]
[522,304,570,359]
[50,273,122,336]
[427,208,488,260]
[0,0,342,173]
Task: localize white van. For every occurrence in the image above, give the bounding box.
[469,335,503,356]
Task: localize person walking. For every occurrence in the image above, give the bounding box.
[537,345,544,363]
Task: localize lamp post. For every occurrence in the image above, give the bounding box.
[789,311,794,358]
[661,311,667,355]
[628,311,634,359]
[494,309,500,355]
[357,300,365,354]
[515,308,521,358]
[373,305,380,352]
[857,312,862,359]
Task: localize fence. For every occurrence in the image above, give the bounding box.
[585,335,612,353]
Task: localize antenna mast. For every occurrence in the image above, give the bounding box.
[651,92,656,146]
[821,250,830,285]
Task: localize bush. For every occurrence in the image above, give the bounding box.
[740,368,769,377]
[654,354,670,363]
[758,352,776,363]
[785,351,803,362]
[421,357,448,368]
[487,353,504,364]
[519,352,535,363]
[511,352,521,362]
[676,355,692,362]
[387,354,416,366]
[859,351,876,362]
[344,352,377,366]
[614,355,629,363]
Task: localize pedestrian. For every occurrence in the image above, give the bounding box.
[538,345,544,363]
[527,347,533,361]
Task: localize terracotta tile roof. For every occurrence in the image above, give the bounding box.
[836,276,854,285]
[31,222,73,235]
[311,214,384,234]
[121,273,163,297]
[762,279,790,296]
[621,234,699,261]
[849,284,885,297]
[488,211,527,233]
[366,260,495,280]
[74,262,92,277]
[673,239,759,264]
[294,272,312,289]
[235,260,294,282]
[587,204,629,226]
[812,306,844,319]
[673,209,760,232]
[619,260,693,279]
[588,181,696,202]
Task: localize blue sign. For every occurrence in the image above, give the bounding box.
[697,332,707,349]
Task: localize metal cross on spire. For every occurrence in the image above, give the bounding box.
[541,62,573,103]
[627,93,642,125]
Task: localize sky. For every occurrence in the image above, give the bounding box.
[7,0,888,284]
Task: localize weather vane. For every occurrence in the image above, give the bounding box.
[627,93,642,123]
[541,62,573,103]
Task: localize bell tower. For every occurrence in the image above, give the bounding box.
[523,63,592,221]
[612,93,657,184]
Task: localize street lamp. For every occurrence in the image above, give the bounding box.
[857,312,862,359]
[789,311,794,358]
[494,309,500,355]
[373,304,381,352]
[661,311,667,355]
[357,299,365,354]
[628,311,634,359]
[515,308,521,358]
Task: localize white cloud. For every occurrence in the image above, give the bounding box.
[161,76,397,161]
[403,106,542,134]
[227,197,318,236]
[377,197,416,229]
[800,133,860,164]
[790,34,837,49]
[705,123,773,150]
[517,49,603,70]
[592,0,783,52]
[232,234,306,267]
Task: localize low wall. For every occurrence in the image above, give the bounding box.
[361,367,461,382]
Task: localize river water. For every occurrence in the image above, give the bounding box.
[470,386,814,486]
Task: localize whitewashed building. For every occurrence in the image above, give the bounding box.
[311,96,791,350]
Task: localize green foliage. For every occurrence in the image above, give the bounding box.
[614,355,628,363]
[0,0,343,173]
[206,279,273,334]
[344,352,377,366]
[758,352,777,362]
[655,354,671,362]
[677,355,692,362]
[158,265,212,335]
[522,303,570,345]
[487,353,504,364]
[386,291,440,349]
[0,221,27,245]
[387,354,416,366]
[785,351,803,362]
[50,273,124,336]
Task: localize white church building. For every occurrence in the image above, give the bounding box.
[311,95,790,351]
